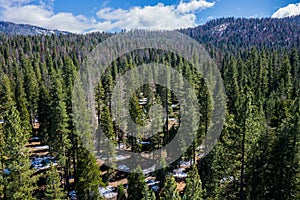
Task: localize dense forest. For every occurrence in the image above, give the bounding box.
[181,16,300,50]
[0,16,299,200]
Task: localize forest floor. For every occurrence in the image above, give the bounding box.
[28,117,191,199]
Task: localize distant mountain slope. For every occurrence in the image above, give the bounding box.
[0,21,69,36]
[1,16,300,50]
[181,16,300,49]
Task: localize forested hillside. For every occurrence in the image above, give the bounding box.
[0,21,69,36]
[181,16,300,50]
[0,16,299,200]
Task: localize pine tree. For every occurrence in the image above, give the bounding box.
[160,176,181,200]
[244,103,269,199]
[127,166,148,200]
[223,56,239,112]
[255,50,269,104]
[204,112,240,199]
[246,47,259,88]
[0,73,11,198]
[0,74,36,199]
[48,69,71,189]
[155,157,167,189]
[292,98,300,199]
[45,163,67,200]
[95,81,105,153]
[75,147,103,200]
[290,49,300,96]
[14,68,32,134]
[49,69,71,156]
[73,75,104,199]
[278,53,293,99]
[263,97,300,200]
[22,56,39,124]
[38,83,51,142]
[117,184,126,200]
[183,165,203,200]
[100,105,116,181]
[141,187,156,200]
[236,88,253,200]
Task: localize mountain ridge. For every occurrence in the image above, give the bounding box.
[180,15,300,49]
[0,21,70,36]
[1,16,300,50]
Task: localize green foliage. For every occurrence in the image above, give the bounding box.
[141,188,156,200]
[0,74,36,199]
[38,84,51,141]
[0,27,299,200]
[75,147,103,200]
[183,165,203,200]
[45,163,67,200]
[22,55,39,123]
[160,176,181,200]
[100,104,116,181]
[14,68,32,134]
[117,184,127,200]
[155,157,168,188]
[127,166,150,200]
[49,69,71,164]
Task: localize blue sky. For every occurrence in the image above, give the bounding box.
[0,0,299,33]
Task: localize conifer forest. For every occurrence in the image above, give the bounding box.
[0,16,299,200]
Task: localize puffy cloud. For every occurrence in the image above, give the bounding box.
[96,1,215,31]
[272,2,300,18]
[0,0,215,33]
[0,0,32,8]
[177,0,215,13]
[96,3,197,30]
[1,4,93,33]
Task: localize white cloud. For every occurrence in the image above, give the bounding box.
[272,2,300,18]
[96,1,214,31]
[1,4,93,33]
[96,3,196,30]
[0,0,32,8]
[0,0,215,33]
[177,0,215,13]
